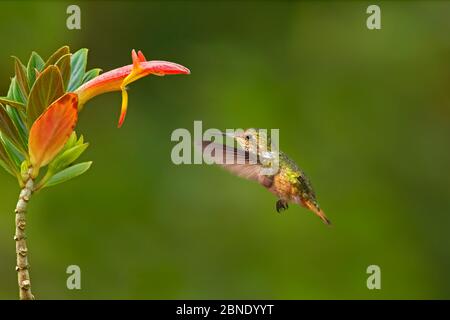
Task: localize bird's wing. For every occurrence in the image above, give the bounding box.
[202,141,274,187]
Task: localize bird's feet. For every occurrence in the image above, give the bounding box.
[276,200,289,213]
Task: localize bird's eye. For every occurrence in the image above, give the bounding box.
[245,135,251,141]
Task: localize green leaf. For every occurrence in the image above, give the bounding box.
[55,53,72,90]
[0,104,26,153]
[6,77,17,99]
[27,65,65,128]
[5,79,28,144]
[27,52,45,89]
[43,46,70,69]
[20,160,28,174]
[12,56,29,98]
[81,68,102,84]
[49,142,89,172]
[0,140,16,176]
[9,76,26,104]
[76,134,84,145]
[63,132,78,151]
[5,105,28,146]
[0,97,25,110]
[67,48,88,92]
[0,133,24,169]
[44,161,92,187]
[20,159,30,180]
[63,132,83,152]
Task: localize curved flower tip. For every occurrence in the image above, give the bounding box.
[75,49,190,128]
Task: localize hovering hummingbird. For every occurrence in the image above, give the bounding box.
[202,128,331,225]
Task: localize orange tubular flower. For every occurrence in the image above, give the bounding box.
[75,50,190,127]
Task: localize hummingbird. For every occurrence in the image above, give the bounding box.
[202,128,331,225]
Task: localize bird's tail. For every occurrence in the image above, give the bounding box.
[302,199,332,225]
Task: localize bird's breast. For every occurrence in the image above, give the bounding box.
[270,172,300,201]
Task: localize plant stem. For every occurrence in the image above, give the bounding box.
[14,168,34,300]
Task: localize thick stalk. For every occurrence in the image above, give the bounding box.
[14,168,34,300]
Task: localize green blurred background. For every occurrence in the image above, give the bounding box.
[0,0,449,299]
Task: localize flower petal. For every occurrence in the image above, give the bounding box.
[118,86,129,128]
[137,50,147,62]
[29,93,78,175]
[117,49,147,128]
[140,60,191,76]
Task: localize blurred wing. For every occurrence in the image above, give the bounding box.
[202,141,274,187]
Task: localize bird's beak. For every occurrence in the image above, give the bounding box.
[222,132,236,138]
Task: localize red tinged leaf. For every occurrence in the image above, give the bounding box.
[29,93,78,175]
[55,53,72,89]
[27,65,65,128]
[13,56,29,97]
[0,104,27,153]
[43,45,70,69]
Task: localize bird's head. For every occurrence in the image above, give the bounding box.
[225,128,272,155]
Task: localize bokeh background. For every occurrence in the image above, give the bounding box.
[0,0,449,299]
